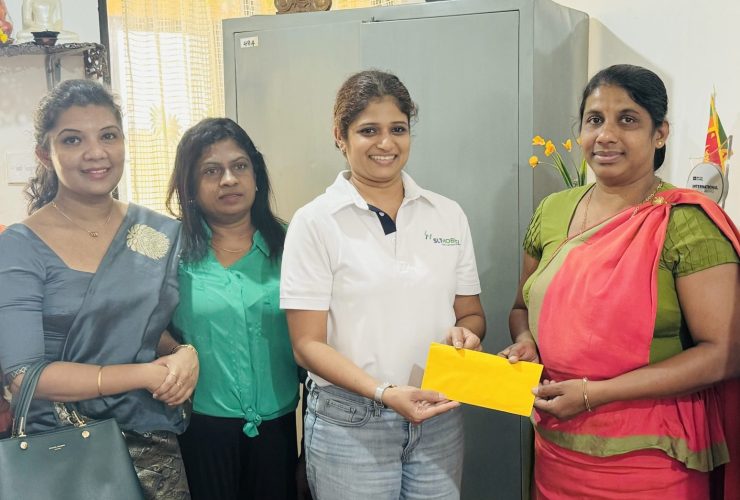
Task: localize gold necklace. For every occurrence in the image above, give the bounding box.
[630,179,664,217]
[581,178,663,234]
[51,201,113,238]
[211,242,250,253]
[580,186,596,234]
[210,242,250,254]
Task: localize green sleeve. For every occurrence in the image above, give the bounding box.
[523,198,544,260]
[662,205,739,277]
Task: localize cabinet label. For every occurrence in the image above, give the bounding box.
[240,36,259,49]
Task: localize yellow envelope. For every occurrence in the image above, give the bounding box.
[421,343,543,417]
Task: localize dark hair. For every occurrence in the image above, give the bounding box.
[333,70,418,147]
[579,64,668,170]
[166,118,285,262]
[26,79,123,213]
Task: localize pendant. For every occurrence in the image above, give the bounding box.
[88,231,99,238]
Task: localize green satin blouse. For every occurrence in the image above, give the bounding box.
[171,230,299,437]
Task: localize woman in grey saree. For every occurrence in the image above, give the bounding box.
[0,80,198,499]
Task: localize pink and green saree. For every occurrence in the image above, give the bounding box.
[523,185,739,499]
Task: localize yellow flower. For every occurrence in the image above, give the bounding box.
[0,30,7,44]
[529,131,587,188]
[532,135,546,146]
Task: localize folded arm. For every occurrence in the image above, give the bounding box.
[10,361,169,402]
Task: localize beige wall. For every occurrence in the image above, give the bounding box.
[556,0,740,221]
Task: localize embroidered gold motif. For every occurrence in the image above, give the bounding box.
[652,196,666,205]
[126,224,170,260]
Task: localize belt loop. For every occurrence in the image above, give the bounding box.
[372,400,382,417]
[305,377,315,398]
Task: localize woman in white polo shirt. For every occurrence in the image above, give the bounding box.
[280,70,486,500]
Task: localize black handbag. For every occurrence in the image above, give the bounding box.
[0,361,144,500]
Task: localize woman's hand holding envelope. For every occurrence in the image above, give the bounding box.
[498,334,540,364]
[422,343,544,416]
[383,386,461,425]
[444,326,482,351]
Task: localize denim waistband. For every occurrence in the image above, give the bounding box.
[307,377,380,407]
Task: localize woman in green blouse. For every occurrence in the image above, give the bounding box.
[502,64,739,498]
[167,118,300,500]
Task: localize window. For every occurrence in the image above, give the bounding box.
[107,0,420,212]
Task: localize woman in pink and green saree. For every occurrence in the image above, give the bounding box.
[503,64,739,499]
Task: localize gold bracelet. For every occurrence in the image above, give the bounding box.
[97,366,104,397]
[170,344,198,356]
[582,377,593,412]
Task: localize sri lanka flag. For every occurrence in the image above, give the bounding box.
[703,94,730,173]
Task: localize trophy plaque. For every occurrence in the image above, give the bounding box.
[687,161,728,205]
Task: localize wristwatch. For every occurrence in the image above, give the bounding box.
[374,382,396,404]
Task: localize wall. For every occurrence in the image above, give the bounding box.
[0,0,99,224]
[555,0,740,221]
[3,1,740,223]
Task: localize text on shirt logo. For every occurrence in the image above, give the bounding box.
[424,231,461,246]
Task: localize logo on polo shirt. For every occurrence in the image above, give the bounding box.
[424,231,461,246]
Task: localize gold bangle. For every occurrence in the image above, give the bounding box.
[171,344,198,356]
[582,377,593,412]
[97,366,104,397]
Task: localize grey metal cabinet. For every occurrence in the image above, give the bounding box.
[224,1,587,498]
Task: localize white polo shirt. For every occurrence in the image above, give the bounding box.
[280,171,481,387]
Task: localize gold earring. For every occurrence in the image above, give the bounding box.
[657,141,663,147]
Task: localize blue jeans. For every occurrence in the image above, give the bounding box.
[304,381,463,500]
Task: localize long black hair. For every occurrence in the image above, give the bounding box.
[166,117,285,262]
[26,79,123,213]
[579,64,668,170]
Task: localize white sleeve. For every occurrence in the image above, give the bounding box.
[280,207,334,310]
[455,208,482,296]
